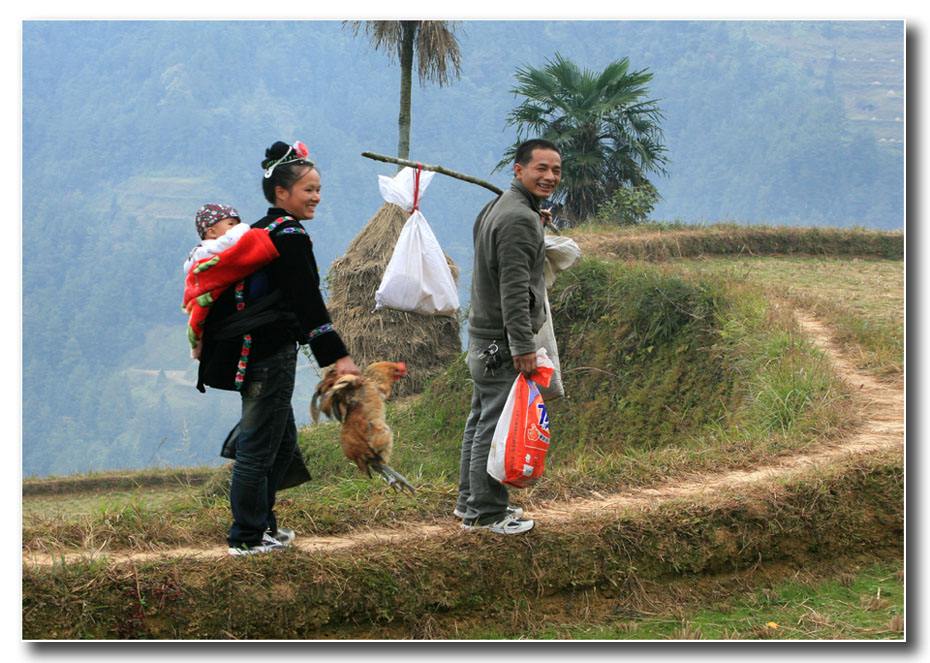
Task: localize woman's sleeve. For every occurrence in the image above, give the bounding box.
[270,231,349,367]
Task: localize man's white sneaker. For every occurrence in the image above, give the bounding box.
[462,513,534,535]
[454,506,523,520]
[265,527,295,546]
[228,537,286,556]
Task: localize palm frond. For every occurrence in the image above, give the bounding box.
[415,21,462,86]
[344,20,405,60]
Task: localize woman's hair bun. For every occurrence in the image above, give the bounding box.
[264,141,291,161]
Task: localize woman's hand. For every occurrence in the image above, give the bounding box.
[332,355,361,377]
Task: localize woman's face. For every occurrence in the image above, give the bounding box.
[275,167,321,220]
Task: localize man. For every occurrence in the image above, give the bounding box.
[455,138,562,535]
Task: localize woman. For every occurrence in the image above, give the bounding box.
[198,140,360,556]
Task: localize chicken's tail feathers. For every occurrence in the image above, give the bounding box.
[370,461,416,495]
[311,374,363,423]
[310,392,323,423]
[327,376,363,422]
[311,367,339,423]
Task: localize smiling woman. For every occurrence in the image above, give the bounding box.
[195,139,361,556]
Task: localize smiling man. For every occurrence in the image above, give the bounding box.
[455,138,562,535]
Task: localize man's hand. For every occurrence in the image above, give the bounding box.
[333,355,361,377]
[513,351,537,377]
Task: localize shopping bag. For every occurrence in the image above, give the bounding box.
[374,167,459,315]
[487,348,555,488]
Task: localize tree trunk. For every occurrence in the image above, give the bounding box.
[397,21,417,164]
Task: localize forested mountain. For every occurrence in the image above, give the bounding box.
[22,20,904,477]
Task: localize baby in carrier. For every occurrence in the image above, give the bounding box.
[182,203,279,359]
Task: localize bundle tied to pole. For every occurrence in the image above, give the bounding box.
[326,155,468,396]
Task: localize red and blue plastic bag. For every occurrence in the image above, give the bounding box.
[487,348,555,488]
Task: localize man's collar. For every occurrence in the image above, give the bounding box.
[510,178,542,213]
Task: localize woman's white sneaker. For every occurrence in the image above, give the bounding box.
[228,538,286,556]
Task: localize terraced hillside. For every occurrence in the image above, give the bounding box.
[23,225,904,640]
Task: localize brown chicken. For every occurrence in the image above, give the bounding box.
[310,361,414,494]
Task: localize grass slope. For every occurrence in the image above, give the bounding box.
[22,225,904,640]
[25,258,853,549]
[23,450,902,639]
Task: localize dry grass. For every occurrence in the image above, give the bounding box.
[569,223,903,261]
[887,614,905,633]
[671,622,704,640]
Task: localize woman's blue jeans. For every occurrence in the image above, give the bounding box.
[227,344,298,547]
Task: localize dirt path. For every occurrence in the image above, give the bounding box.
[24,311,903,568]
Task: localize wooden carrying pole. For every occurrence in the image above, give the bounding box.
[361,151,503,195]
[360,151,561,234]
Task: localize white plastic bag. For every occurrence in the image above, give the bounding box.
[534,234,581,399]
[378,166,435,210]
[543,234,582,288]
[374,167,459,316]
[375,209,460,315]
[534,294,564,400]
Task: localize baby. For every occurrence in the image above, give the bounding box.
[183,203,249,274]
[182,203,279,358]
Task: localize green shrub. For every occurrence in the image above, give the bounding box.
[594,183,660,226]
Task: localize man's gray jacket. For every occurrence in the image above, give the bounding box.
[468,178,547,357]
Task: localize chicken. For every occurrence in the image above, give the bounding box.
[310,361,414,494]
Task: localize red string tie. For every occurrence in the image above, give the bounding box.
[411,163,423,213]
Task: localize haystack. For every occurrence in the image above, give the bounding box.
[326,202,462,396]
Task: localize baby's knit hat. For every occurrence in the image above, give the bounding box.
[195,203,241,239]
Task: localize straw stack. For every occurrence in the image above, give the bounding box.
[326,202,462,396]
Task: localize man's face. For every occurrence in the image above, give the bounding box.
[514,148,562,199]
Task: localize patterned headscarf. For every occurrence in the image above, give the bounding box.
[195,203,241,239]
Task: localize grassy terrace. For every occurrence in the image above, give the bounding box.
[23,450,902,639]
[24,257,862,551]
[22,225,904,639]
[570,223,904,380]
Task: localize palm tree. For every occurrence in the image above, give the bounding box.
[346,21,462,161]
[497,53,668,223]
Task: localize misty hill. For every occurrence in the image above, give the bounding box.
[22,20,904,477]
